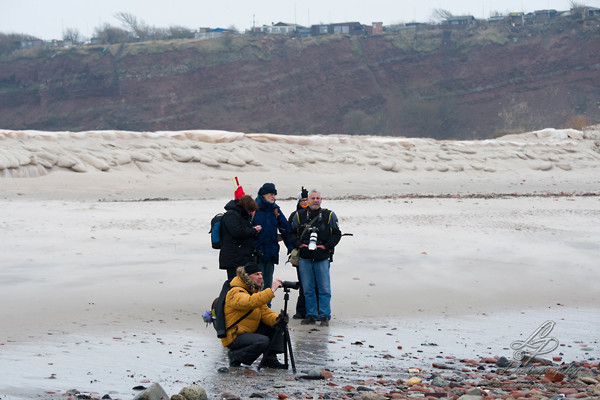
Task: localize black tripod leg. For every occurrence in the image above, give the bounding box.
[258,289,296,372]
[284,325,296,373]
[257,323,296,372]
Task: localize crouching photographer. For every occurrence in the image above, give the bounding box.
[220,262,289,369]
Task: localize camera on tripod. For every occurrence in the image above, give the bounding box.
[259,278,297,372]
[282,281,300,290]
[307,227,319,251]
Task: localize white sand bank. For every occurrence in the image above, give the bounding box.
[1,127,599,200]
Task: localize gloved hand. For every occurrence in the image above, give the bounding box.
[278,310,289,324]
[273,310,289,327]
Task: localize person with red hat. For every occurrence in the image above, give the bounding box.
[219,195,262,281]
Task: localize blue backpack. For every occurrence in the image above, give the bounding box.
[209,213,224,249]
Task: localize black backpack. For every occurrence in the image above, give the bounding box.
[209,213,224,249]
[208,281,252,338]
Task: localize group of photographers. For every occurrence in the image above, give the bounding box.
[217,182,341,368]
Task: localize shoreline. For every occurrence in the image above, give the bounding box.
[89,190,600,202]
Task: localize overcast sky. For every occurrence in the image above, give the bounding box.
[2,0,599,40]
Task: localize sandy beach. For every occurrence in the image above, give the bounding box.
[0,128,599,399]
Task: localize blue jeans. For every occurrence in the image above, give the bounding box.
[298,259,331,320]
[258,261,274,290]
[258,261,274,306]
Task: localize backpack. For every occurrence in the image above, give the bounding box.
[209,213,224,249]
[202,280,252,338]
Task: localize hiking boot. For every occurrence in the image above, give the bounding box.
[292,313,304,319]
[228,351,241,368]
[262,359,287,369]
[301,316,315,325]
[319,317,329,327]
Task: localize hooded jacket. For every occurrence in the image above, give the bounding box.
[219,199,257,270]
[220,267,279,347]
[253,196,293,264]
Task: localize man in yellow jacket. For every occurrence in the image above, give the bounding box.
[221,262,287,368]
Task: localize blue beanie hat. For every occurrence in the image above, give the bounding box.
[258,182,277,196]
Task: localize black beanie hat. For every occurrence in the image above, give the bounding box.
[299,186,309,200]
[244,262,261,275]
[258,182,277,196]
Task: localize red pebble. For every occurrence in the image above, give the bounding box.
[509,390,529,398]
[277,394,288,399]
[413,386,431,393]
[544,368,564,383]
[558,388,577,395]
[320,370,333,380]
[568,393,588,398]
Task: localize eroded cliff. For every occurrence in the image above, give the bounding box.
[1,18,599,138]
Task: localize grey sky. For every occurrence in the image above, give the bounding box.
[2,0,598,40]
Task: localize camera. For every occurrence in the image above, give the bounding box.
[307,227,319,251]
[282,281,300,290]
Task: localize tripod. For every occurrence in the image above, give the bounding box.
[258,288,296,373]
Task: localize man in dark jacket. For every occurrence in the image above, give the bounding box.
[289,189,341,327]
[220,195,262,281]
[253,183,293,293]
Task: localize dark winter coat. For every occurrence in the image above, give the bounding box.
[219,199,257,270]
[253,196,293,264]
[289,207,342,262]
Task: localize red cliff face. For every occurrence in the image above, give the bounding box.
[1,20,599,139]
